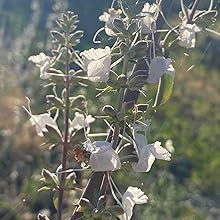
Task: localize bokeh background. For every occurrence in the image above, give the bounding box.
[0,0,220,219]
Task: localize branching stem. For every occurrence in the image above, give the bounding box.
[57,32,71,220]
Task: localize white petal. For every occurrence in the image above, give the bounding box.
[70,112,95,131]
[99,12,110,23]
[40,60,51,79]
[29,52,52,79]
[80,47,111,82]
[89,141,121,171]
[30,113,59,137]
[178,24,201,49]
[150,141,171,161]
[99,8,122,36]
[134,133,148,151]
[121,186,148,220]
[132,146,155,172]
[28,52,50,65]
[142,3,158,14]
[141,15,156,34]
[147,56,175,83]
[120,197,135,220]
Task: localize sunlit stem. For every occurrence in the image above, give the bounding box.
[93,27,105,44]
[107,172,123,207]
[208,0,214,11]
[187,0,202,23]
[57,30,71,220]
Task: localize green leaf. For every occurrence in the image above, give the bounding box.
[41,168,59,186]
[68,30,84,46]
[51,31,65,45]
[128,41,148,60]
[195,10,217,28]
[119,42,129,55]
[44,125,62,144]
[113,18,127,34]
[153,73,175,107]
[53,193,59,210]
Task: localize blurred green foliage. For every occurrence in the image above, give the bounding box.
[0,0,220,219]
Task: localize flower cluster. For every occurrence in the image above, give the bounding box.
[26,1,219,220]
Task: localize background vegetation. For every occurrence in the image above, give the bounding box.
[0,0,220,219]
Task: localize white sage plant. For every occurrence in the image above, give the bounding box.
[25,0,219,220]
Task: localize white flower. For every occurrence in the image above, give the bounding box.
[140,3,159,34]
[88,141,121,171]
[178,23,201,49]
[120,186,148,220]
[147,56,175,83]
[80,47,111,82]
[69,112,95,132]
[142,2,159,14]
[132,133,171,172]
[99,8,122,36]
[28,52,52,79]
[30,113,60,137]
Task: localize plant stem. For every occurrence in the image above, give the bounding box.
[57,34,70,220]
[188,0,202,23]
